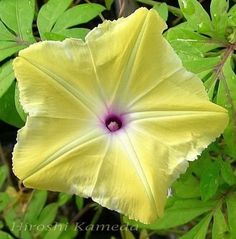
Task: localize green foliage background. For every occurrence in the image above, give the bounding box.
[0,0,236,238]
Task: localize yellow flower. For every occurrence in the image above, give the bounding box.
[13,8,228,223]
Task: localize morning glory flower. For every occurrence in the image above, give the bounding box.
[13,8,228,223]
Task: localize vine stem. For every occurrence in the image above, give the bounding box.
[70,202,94,224]
[214,44,235,77]
[213,43,236,143]
[136,0,183,17]
[85,206,103,239]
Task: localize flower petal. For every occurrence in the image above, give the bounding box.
[129,69,210,111]
[85,8,171,105]
[130,106,228,180]
[13,117,101,180]
[127,64,228,179]
[13,39,106,119]
[13,116,107,190]
[17,121,168,223]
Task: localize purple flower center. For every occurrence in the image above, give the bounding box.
[105,114,123,132]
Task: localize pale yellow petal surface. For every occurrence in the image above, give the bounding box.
[12,7,229,225]
[18,125,168,223]
[129,69,210,111]
[91,130,171,222]
[14,39,106,118]
[127,63,228,179]
[13,117,103,181]
[130,109,227,180]
[85,8,172,106]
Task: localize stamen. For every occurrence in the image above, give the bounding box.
[107,121,119,131]
[105,115,122,132]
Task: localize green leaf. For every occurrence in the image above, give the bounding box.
[43,32,67,41]
[57,28,90,40]
[228,5,236,27]
[0,192,11,212]
[15,83,27,122]
[204,74,217,100]
[105,0,114,10]
[57,224,78,239]
[0,81,24,128]
[190,149,218,177]
[180,214,212,239]
[37,1,99,40]
[5,216,21,237]
[167,23,221,54]
[124,199,216,230]
[7,205,32,239]
[43,225,64,239]
[210,0,229,39]
[24,190,47,224]
[216,59,236,158]
[200,160,220,201]
[223,124,236,158]
[178,0,212,34]
[166,23,221,75]
[37,0,73,40]
[182,55,220,74]
[44,223,77,239]
[151,199,215,230]
[37,203,58,225]
[0,42,24,62]
[44,28,90,41]
[0,0,35,42]
[172,174,200,198]
[2,189,26,237]
[0,21,15,41]
[139,230,149,239]
[153,3,168,21]
[212,207,229,239]
[226,192,236,236]
[0,1,34,63]
[121,229,136,239]
[220,160,236,186]
[0,165,8,188]
[226,27,236,44]
[20,230,32,239]
[52,3,105,32]
[57,193,72,206]
[0,231,13,239]
[75,196,84,210]
[0,61,15,98]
